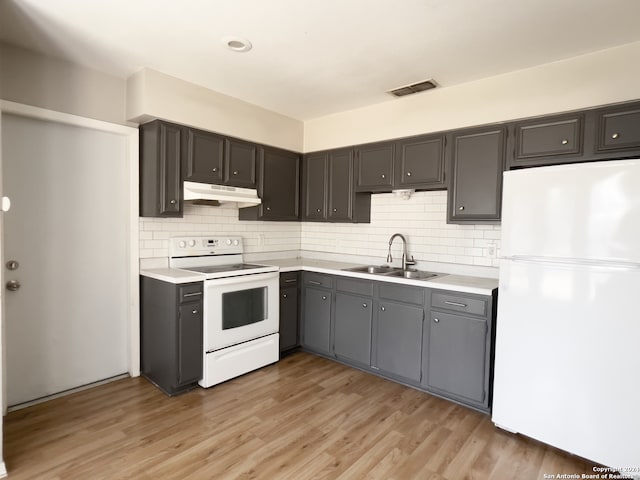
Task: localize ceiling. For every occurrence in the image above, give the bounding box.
[1,0,640,121]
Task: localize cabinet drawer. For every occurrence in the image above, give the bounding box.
[303,272,334,289]
[431,292,487,317]
[596,106,640,152]
[279,271,299,287]
[514,115,583,161]
[336,277,373,296]
[378,283,424,305]
[178,283,204,304]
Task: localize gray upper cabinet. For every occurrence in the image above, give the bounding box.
[355,141,395,192]
[594,102,640,155]
[448,126,506,224]
[394,134,446,190]
[224,138,257,188]
[184,127,224,184]
[302,152,327,220]
[510,113,584,168]
[239,146,300,221]
[302,149,371,223]
[327,149,354,222]
[140,120,183,217]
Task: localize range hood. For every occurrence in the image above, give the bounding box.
[183,181,261,208]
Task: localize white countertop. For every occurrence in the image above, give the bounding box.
[141,257,498,295]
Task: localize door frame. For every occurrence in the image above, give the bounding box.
[0,100,141,398]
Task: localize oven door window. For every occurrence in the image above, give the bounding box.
[222,287,267,330]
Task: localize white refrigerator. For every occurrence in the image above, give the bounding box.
[492,159,640,471]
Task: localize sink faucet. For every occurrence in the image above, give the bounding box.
[387,233,416,271]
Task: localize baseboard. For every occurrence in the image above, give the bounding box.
[0,460,8,478]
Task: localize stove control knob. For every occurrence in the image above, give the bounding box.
[233,239,239,246]
[188,240,196,247]
[226,239,232,246]
[179,240,186,248]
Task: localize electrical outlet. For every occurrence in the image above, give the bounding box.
[487,244,496,259]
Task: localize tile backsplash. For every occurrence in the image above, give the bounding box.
[140,191,501,270]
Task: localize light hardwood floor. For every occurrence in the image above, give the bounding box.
[4,352,594,479]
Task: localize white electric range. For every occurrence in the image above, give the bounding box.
[170,236,280,388]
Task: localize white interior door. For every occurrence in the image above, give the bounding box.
[2,113,129,407]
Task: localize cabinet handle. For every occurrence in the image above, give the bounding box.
[266,206,271,211]
[433,317,439,323]
[444,300,467,308]
[283,294,287,299]
[192,309,198,314]
[458,206,465,211]
[333,208,337,212]
[284,279,297,283]
[406,171,412,177]
[316,208,321,213]
[381,174,386,179]
[170,199,177,205]
[308,280,322,285]
[611,132,619,139]
[233,170,239,175]
[212,167,218,172]
[362,303,367,308]
[381,306,386,312]
[561,139,568,145]
[183,292,202,297]
[322,295,327,300]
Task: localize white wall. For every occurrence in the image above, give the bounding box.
[304,41,640,152]
[0,42,128,126]
[127,68,304,152]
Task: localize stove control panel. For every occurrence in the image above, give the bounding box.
[169,236,243,258]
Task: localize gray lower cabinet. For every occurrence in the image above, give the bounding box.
[279,271,300,352]
[301,273,333,355]
[423,289,495,411]
[334,292,372,367]
[372,300,424,384]
[140,277,203,396]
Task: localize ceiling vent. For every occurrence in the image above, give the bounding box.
[388,79,438,97]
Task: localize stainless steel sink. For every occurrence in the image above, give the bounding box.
[343,265,400,274]
[384,269,440,280]
[342,265,441,280]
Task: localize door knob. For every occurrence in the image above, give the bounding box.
[6,280,20,292]
[6,260,19,270]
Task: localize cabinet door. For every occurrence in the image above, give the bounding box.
[302,153,327,220]
[156,122,183,217]
[225,138,257,188]
[595,103,640,154]
[373,301,423,383]
[184,128,224,184]
[177,303,203,385]
[448,127,506,223]
[511,114,584,167]
[334,292,372,366]
[302,287,332,354]
[327,149,355,222]
[394,134,446,189]
[356,141,394,192]
[426,311,488,406]
[280,285,299,352]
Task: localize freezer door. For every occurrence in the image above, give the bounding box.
[501,159,640,263]
[492,259,640,468]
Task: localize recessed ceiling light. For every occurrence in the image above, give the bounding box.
[221,36,252,53]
